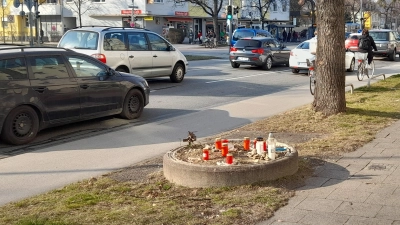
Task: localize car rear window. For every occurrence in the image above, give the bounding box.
[234,40,261,48]
[233,30,254,41]
[349,35,361,40]
[369,32,389,41]
[58,31,99,50]
[296,42,309,49]
[0,57,28,80]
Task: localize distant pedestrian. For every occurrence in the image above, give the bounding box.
[287,31,292,42]
[282,29,287,43]
[40,29,44,44]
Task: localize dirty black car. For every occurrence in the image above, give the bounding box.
[0,47,150,145]
[229,37,290,70]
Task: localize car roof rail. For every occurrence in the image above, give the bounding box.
[0,46,74,52]
[101,27,150,32]
[73,25,111,29]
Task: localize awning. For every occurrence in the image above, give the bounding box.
[166,17,192,22]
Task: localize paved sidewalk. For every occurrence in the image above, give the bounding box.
[258,120,400,225]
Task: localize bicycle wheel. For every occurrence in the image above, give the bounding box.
[357,62,365,81]
[367,60,374,78]
[309,70,316,95]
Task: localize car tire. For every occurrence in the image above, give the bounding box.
[347,58,355,72]
[1,106,39,145]
[120,89,144,120]
[263,57,272,70]
[292,69,300,73]
[231,62,240,68]
[170,63,185,83]
[389,49,396,61]
[116,67,128,73]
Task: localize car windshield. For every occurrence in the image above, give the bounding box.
[233,31,254,41]
[369,32,388,41]
[58,31,99,50]
[234,40,261,48]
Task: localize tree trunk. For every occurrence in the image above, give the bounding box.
[313,0,346,115]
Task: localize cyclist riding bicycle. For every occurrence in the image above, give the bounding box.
[358,28,377,68]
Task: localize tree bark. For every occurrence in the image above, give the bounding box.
[313,0,346,115]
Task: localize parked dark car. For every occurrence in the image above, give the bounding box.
[0,46,150,145]
[369,29,400,61]
[229,37,290,70]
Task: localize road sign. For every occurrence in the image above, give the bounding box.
[364,11,371,29]
[7,15,14,23]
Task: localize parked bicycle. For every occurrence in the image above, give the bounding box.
[307,56,316,95]
[355,52,374,81]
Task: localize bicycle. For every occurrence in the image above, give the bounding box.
[204,38,215,48]
[306,56,316,95]
[355,52,374,81]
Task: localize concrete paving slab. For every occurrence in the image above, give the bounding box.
[295,197,342,212]
[344,215,393,225]
[315,168,351,180]
[303,176,330,187]
[285,194,308,208]
[322,178,363,190]
[296,185,337,199]
[266,207,309,224]
[376,205,400,220]
[334,201,382,217]
[298,211,350,225]
[326,188,372,203]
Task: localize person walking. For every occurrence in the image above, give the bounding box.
[287,31,292,42]
[198,31,202,44]
[358,28,377,68]
[282,29,287,43]
[40,29,44,44]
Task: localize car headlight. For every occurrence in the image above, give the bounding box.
[140,79,149,88]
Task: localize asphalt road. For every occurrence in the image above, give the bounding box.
[1,45,400,206]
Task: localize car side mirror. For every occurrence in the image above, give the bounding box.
[167,45,175,51]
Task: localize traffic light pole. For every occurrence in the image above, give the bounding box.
[228,0,232,50]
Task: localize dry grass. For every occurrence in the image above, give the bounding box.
[1,75,400,225]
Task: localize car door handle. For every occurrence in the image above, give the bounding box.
[129,55,134,58]
[80,85,89,89]
[153,55,158,58]
[33,87,47,93]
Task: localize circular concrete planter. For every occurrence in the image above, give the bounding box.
[163,143,298,188]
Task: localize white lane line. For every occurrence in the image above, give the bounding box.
[205,69,291,84]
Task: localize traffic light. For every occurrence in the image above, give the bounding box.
[233,6,239,15]
[227,5,232,19]
[35,11,40,19]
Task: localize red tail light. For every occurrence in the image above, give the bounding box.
[309,66,314,71]
[230,47,237,52]
[92,53,106,63]
[251,48,264,54]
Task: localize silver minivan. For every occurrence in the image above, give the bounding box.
[58,27,188,83]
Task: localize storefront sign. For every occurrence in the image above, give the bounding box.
[121,9,142,15]
[175,11,188,16]
[144,16,153,21]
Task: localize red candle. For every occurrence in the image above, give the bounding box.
[215,138,222,150]
[264,141,267,151]
[226,153,233,164]
[243,137,250,150]
[221,143,228,157]
[203,148,209,160]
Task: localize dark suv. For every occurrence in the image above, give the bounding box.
[369,29,400,61]
[0,46,150,145]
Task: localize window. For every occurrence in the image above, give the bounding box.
[272,2,277,11]
[45,0,57,3]
[67,56,108,78]
[154,0,163,3]
[58,31,98,50]
[264,40,276,48]
[0,58,28,80]
[66,0,73,2]
[235,40,261,48]
[147,33,168,51]
[103,32,127,51]
[128,33,149,51]
[30,56,69,79]
[282,1,287,12]
[92,0,105,2]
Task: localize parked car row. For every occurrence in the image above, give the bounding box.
[1,27,190,145]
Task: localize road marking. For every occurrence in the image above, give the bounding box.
[205,69,291,83]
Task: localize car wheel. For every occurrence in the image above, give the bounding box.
[116,67,128,73]
[120,89,144,120]
[1,106,39,145]
[262,57,272,70]
[170,63,185,83]
[231,62,240,68]
[347,58,355,72]
[292,69,300,73]
[389,49,396,61]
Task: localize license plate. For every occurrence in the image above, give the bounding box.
[298,62,307,67]
[237,57,249,61]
